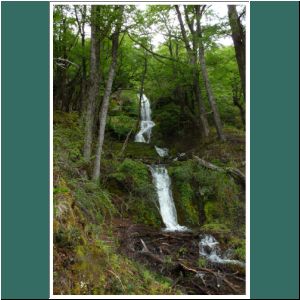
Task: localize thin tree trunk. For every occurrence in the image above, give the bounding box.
[75,5,87,113]
[135,54,147,134]
[175,5,209,137]
[92,6,123,181]
[83,5,101,161]
[193,67,210,137]
[195,6,226,141]
[61,15,68,112]
[228,5,246,102]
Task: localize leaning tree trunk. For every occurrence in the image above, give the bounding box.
[83,5,101,162]
[92,6,123,181]
[195,6,226,141]
[175,5,209,137]
[228,5,246,102]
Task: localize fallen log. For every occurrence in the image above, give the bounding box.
[193,155,245,185]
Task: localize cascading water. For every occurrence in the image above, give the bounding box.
[150,165,188,232]
[199,235,245,266]
[135,94,155,143]
[135,94,186,232]
[155,146,169,157]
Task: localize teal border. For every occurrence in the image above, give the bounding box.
[1,2,50,299]
[1,1,299,299]
[250,2,299,299]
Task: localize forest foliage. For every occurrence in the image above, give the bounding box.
[53,4,246,295]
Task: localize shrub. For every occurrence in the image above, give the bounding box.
[108,115,136,140]
[152,102,181,139]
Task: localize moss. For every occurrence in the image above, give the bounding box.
[130,199,162,227]
[176,182,199,226]
[201,223,231,242]
[169,159,244,232]
[229,237,246,261]
[204,201,219,224]
[55,232,177,295]
[103,141,159,163]
[109,159,161,227]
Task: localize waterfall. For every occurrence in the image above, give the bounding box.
[155,146,169,157]
[135,94,155,143]
[135,94,186,231]
[150,165,188,232]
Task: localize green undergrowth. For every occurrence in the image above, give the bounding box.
[53,172,177,295]
[53,111,179,295]
[108,158,162,227]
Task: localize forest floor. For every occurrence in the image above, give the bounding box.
[104,217,246,295]
[53,111,246,295]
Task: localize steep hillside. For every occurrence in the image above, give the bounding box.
[53,90,246,295]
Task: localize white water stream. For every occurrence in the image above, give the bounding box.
[150,165,188,232]
[134,94,244,265]
[135,94,186,231]
[135,94,155,143]
[199,235,245,266]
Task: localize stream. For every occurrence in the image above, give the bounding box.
[135,93,187,232]
[132,94,245,294]
[150,165,188,232]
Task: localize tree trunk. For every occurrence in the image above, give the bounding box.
[195,6,226,141]
[228,5,246,101]
[175,5,209,137]
[193,155,245,185]
[232,80,245,128]
[193,67,210,137]
[92,6,123,181]
[61,15,68,112]
[75,5,87,113]
[135,54,147,134]
[83,5,101,162]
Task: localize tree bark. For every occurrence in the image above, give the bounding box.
[175,5,209,137]
[74,5,87,113]
[83,5,101,162]
[228,5,246,101]
[195,6,226,141]
[92,6,123,181]
[232,79,245,128]
[135,54,148,134]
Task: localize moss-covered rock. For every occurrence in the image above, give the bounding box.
[104,141,159,162]
[169,159,244,233]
